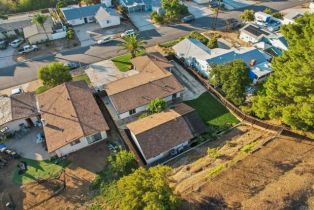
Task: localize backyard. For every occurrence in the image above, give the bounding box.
[185,92,239,133]
[13,158,70,185]
[111,51,144,72]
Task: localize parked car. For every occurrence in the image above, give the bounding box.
[181,15,195,23]
[97,35,114,45]
[0,40,8,50]
[121,29,135,38]
[65,61,80,69]
[18,45,38,54]
[11,87,23,95]
[225,18,242,29]
[9,38,23,48]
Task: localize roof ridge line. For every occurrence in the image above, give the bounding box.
[109,74,174,96]
[64,82,86,136]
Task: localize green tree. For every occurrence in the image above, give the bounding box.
[66,27,75,39]
[249,13,314,130]
[148,98,167,114]
[120,34,145,58]
[37,62,72,87]
[240,9,255,22]
[101,166,179,210]
[272,12,283,19]
[32,13,49,41]
[108,150,138,177]
[210,59,250,106]
[56,0,66,9]
[263,8,273,15]
[161,0,188,22]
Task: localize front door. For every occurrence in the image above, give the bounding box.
[84,17,88,23]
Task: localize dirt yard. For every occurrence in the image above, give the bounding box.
[168,125,314,209]
[0,141,110,210]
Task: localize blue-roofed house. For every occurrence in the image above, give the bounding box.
[61,4,120,28]
[119,0,152,13]
[173,38,272,83]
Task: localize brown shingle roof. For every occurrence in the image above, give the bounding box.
[38,81,109,153]
[11,92,38,121]
[0,93,39,126]
[127,104,197,160]
[105,53,184,113]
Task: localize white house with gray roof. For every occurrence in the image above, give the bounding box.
[61,4,120,28]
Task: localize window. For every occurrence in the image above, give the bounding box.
[129,109,136,115]
[86,132,103,144]
[107,20,110,24]
[70,139,81,146]
[172,93,177,100]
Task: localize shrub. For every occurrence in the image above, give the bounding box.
[35,85,50,94]
[148,98,166,114]
[151,11,165,24]
[208,164,224,178]
[207,148,221,158]
[207,37,218,49]
[187,31,209,45]
[66,28,74,40]
[240,141,259,153]
[272,12,284,19]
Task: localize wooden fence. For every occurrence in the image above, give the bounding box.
[168,55,311,141]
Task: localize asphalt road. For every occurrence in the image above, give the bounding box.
[0,0,306,90]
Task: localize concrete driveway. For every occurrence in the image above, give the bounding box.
[171,61,206,101]
[0,47,16,68]
[128,12,156,31]
[5,127,53,160]
[184,2,213,19]
[223,0,255,10]
[74,23,101,47]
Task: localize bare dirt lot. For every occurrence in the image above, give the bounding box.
[169,125,314,210]
[0,141,110,210]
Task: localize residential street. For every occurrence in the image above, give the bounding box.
[0,0,306,90]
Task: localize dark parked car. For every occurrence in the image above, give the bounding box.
[181,15,195,23]
[0,40,7,50]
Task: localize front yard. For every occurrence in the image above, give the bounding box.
[111,51,145,72]
[185,92,239,133]
[13,158,70,185]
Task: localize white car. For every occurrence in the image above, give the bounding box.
[121,29,135,38]
[97,35,113,45]
[18,45,39,54]
[9,39,23,48]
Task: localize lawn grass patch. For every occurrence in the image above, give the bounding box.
[35,85,49,94]
[73,73,91,85]
[112,51,144,72]
[13,158,71,185]
[185,92,239,133]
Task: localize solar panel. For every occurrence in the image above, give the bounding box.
[245,25,269,37]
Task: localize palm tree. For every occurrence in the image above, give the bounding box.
[120,34,145,58]
[32,13,49,41]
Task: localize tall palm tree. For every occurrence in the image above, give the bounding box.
[32,13,49,41]
[120,34,145,58]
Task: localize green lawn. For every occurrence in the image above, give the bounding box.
[73,73,91,85]
[112,53,133,72]
[185,93,239,133]
[13,158,71,185]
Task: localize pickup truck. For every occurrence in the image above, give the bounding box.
[18,45,39,54]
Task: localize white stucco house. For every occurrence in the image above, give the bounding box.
[0,93,39,135]
[104,52,184,120]
[239,24,271,43]
[38,81,109,157]
[127,103,206,165]
[61,4,120,28]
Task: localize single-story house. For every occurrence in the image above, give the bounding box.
[0,13,33,39]
[61,4,120,28]
[239,24,271,43]
[173,38,272,82]
[23,16,67,44]
[104,52,184,120]
[38,81,109,157]
[0,93,39,134]
[249,61,272,84]
[119,0,152,13]
[127,103,206,165]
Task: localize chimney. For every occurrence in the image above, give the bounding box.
[250,59,256,66]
